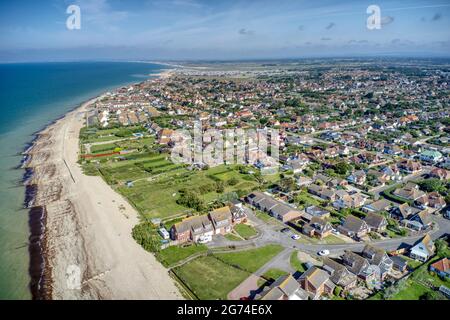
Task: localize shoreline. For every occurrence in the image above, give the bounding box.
[23,73,182,300]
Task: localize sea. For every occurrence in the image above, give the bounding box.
[0,61,166,299]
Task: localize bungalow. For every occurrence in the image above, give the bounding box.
[302,217,333,239]
[338,215,370,239]
[296,176,313,187]
[299,266,335,300]
[305,206,331,219]
[362,199,391,214]
[322,257,357,292]
[307,184,337,201]
[260,274,309,300]
[270,203,303,223]
[209,206,233,235]
[429,258,449,278]
[363,212,388,232]
[347,170,367,185]
[409,234,435,262]
[393,182,426,201]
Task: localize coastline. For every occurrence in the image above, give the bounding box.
[23,71,182,300]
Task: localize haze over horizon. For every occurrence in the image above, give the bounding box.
[0,0,449,62]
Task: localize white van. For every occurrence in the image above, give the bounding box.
[197,235,212,244]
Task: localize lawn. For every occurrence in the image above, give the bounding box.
[390,279,430,300]
[290,251,306,273]
[234,224,258,239]
[295,190,323,207]
[156,244,208,268]
[173,256,250,300]
[258,268,288,287]
[214,244,284,273]
[323,234,345,244]
[224,233,243,241]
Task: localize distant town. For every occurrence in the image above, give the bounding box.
[79,59,449,300]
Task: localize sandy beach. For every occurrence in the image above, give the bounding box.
[26,96,183,299]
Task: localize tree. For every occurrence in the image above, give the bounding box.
[418,179,445,193]
[420,291,444,300]
[335,161,351,175]
[279,177,295,192]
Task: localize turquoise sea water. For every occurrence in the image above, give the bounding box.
[0,62,165,299]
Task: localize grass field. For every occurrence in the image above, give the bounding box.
[234,224,258,239]
[156,244,208,268]
[173,256,250,300]
[116,163,260,219]
[214,244,283,273]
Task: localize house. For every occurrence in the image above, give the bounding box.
[429,258,449,278]
[399,160,422,174]
[171,215,214,243]
[332,193,366,210]
[347,170,367,185]
[296,176,313,187]
[381,165,402,182]
[298,266,335,299]
[260,274,309,300]
[362,199,391,214]
[307,184,337,201]
[403,210,432,231]
[229,203,247,224]
[420,150,443,163]
[409,234,435,262]
[305,206,331,219]
[429,167,450,180]
[363,212,388,232]
[341,250,376,282]
[361,245,393,279]
[393,182,426,201]
[337,215,370,239]
[269,203,303,223]
[246,192,302,222]
[209,206,233,235]
[416,192,446,209]
[322,257,358,291]
[302,217,333,239]
[390,203,419,221]
[390,255,408,272]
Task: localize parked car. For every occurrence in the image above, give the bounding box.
[280,227,290,233]
[331,229,340,235]
[291,234,300,240]
[198,235,212,244]
[318,250,330,256]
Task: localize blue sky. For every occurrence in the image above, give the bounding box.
[0,0,449,61]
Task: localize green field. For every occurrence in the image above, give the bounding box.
[116,164,260,219]
[234,224,258,239]
[156,244,208,267]
[214,244,283,273]
[173,256,250,300]
[173,245,285,299]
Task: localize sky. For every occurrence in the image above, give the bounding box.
[0,0,449,61]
